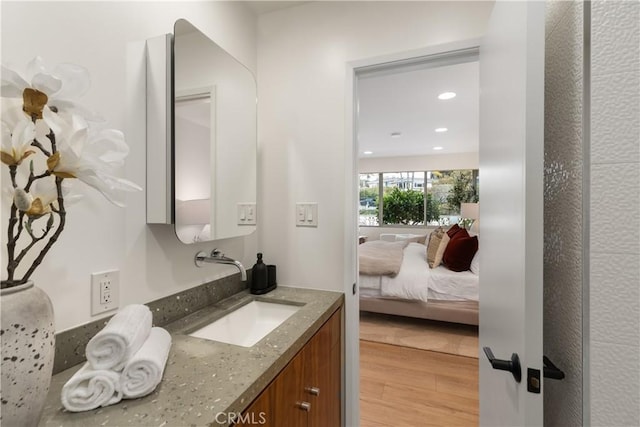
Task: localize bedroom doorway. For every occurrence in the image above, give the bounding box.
[354,48,482,426]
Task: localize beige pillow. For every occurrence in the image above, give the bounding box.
[426,228,444,268]
[426,227,443,246]
[432,233,450,268]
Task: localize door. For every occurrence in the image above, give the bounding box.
[479,1,545,426]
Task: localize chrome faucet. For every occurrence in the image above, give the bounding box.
[194,249,247,281]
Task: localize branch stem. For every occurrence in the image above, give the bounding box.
[21,177,66,283]
[5,166,19,283]
[14,227,50,266]
[31,139,51,157]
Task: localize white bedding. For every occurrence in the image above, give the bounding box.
[359,242,479,302]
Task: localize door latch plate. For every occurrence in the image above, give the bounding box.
[527,368,541,393]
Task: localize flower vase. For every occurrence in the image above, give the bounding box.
[1,281,55,427]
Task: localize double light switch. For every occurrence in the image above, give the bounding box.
[238,203,256,225]
[296,203,318,227]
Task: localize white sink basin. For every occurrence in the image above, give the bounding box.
[188,301,301,347]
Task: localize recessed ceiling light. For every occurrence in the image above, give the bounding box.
[438,92,456,100]
[363,151,373,155]
[435,127,448,133]
[433,146,444,151]
[390,132,402,138]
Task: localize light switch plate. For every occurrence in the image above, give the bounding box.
[295,203,318,227]
[237,203,257,225]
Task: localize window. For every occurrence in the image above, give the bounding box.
[359,169,479,227]
[359,174,379,226]
[382,172,425,226]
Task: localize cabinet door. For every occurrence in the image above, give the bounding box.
[305,308,342,427]
[272,350,308,427]
[327,320,341,427]
[236,387,272,426]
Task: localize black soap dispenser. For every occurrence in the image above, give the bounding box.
[250,253,269,295]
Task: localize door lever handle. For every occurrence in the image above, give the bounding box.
[543,356,565,380]
[483,347,522,383]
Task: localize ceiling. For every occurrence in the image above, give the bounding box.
[357,60,479,159]
[243,1,479,160]
[245,1,310,15]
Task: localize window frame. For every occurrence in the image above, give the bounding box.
[358,169,479,228]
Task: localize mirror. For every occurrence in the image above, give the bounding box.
[173,19,257,243]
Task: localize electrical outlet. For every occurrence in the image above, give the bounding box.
[100,282,112,305]
[91,270,119,315]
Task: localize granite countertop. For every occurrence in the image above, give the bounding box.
[39,286,344,427]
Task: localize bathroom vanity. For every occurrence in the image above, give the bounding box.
[38,287,343,426]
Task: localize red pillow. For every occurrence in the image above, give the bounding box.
[447,224,465,239]
[443,235,478,272]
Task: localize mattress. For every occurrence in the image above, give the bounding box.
[359,286,468,302]
[359,275,382,290]
[358,242,478,302]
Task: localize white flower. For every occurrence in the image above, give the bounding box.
[1,115,36,166]
[1,97,55,167]
[12,178,58,217]
[43,109,141,207]
[1,57,101,121]
[1,58,140,286]
[9,177,79,217]
[13,188,32,211]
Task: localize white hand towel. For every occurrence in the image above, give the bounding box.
[61,362,123,412]
[86,304,152,371]
[120,327,172,399]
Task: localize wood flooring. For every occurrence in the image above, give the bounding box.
[360,340,479,427]
[360,312,479,358]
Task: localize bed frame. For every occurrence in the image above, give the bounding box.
[359,233,479,326]
[359,294,478,326]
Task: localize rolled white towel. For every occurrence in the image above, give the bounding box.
[121,327,172,399]
[86,304,152,371]
[61,362,122,412]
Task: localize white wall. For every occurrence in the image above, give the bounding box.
[257,6,492,422]
[589,1,640,425]
[1,1,258,332]
[257,1,493,290]
[359,151,478,173]
[1,0,493,339]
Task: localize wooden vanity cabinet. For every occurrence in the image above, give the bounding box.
[237,306,342,427]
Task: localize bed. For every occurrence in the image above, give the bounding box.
[358,238,479,326]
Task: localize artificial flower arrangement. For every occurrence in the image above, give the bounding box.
[1,57,141,289]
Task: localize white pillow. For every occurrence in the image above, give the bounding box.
[379,234,396,242]
[470,249,480,275]
[380,233,426,243]
[395,234,425,244]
